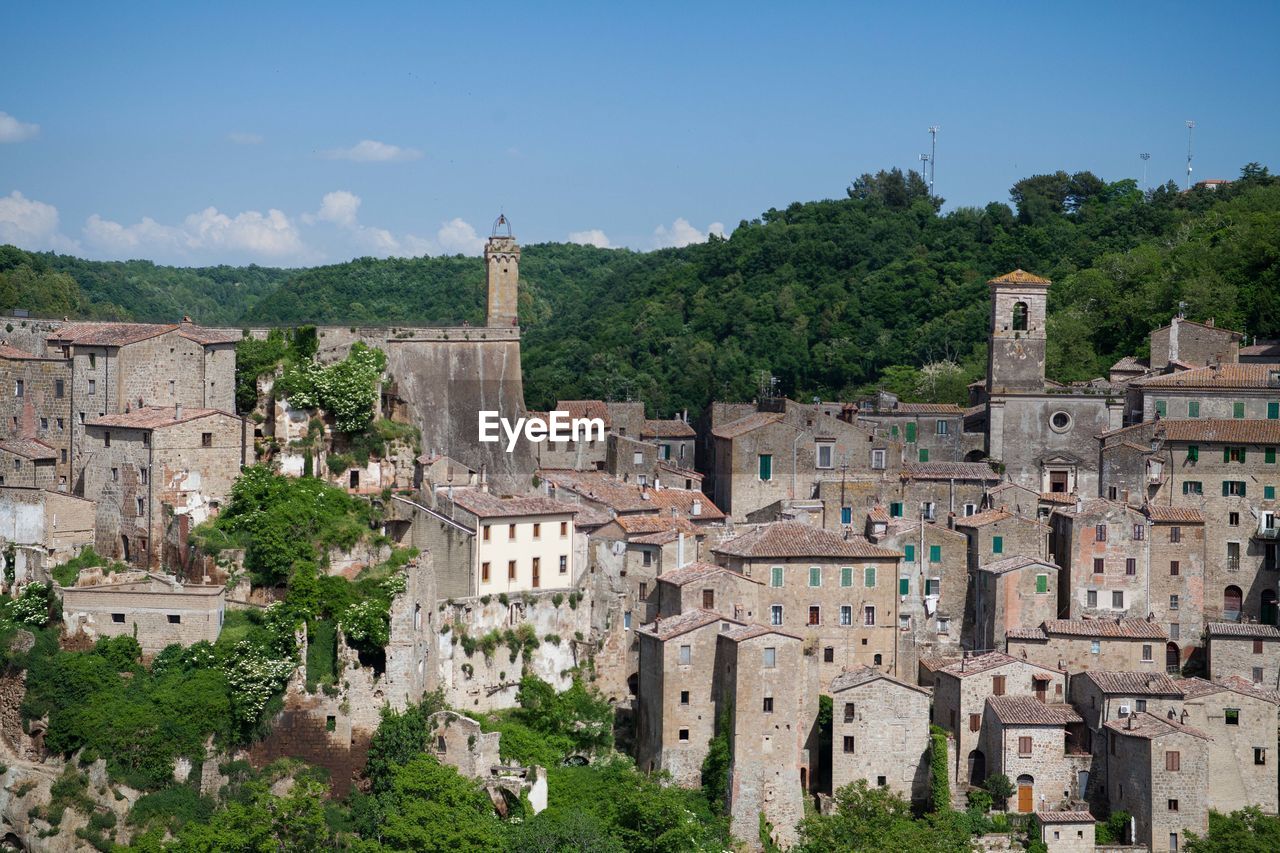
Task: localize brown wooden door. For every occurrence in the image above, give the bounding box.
[1017,784,1033,813]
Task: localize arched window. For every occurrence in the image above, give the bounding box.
[1224,585,1243,621]
[1012,301,1029,331]
[1166,642,1180,675]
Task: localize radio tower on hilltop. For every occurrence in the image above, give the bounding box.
[1185,120,1196,190]
[928,125,939,197]
[1140,152,1150,189]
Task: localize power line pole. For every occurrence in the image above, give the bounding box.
[1140,152,1150,190]
[928,125,939,197]
[1185,121,1196,190]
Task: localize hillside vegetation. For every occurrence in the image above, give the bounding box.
[2,165,1276,414]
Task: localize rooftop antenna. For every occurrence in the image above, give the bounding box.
[1185,121,1195,190]
[928,125,939,197]
[1139,153,1150,190]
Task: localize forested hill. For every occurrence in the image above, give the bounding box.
[2,165,1277,415]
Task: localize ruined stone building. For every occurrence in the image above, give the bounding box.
[710,521,903,680]
[830,666,931,805]
[60,571,225,654]
[80,406,248,568]
[0,486,94,581]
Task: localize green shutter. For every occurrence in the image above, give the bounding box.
[1156,400,1167,417]
[1269,402,1279,420]
[810,566,822,587]
[1035,574,1049,594]
[758,454,772,481]
[1266,486,1276,500]
[904,544,915,562]
[1267,448,1277,464]
[919,448,930,462]
[864,567,876,588]
[1188,446,1198,462]
[929,545,941,562]
[890,502,903,518]
[1223,481,1231,497]
[993,535,1003,554]
[1235,401,1246,418]
[1241,448,1247,463]
[1188,401,1200,418]
[891,425,899,437]
[1240,482,1247,497]
[1224,447,1232,463]
[899,577,910,596]
[841,567,853,587]
[905,423,917,443]
[771,566,783,587]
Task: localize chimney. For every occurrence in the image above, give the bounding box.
[1126,714,1133,730]
[174,403,182,420]
[691,499,702,516]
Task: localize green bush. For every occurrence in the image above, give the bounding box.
[984,773,1014,810]
[928,725,950,812]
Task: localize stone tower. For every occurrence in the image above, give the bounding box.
[485,214,520,328]
[986,269,1051,393]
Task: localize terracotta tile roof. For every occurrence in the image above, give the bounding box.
[987,696,1082,726]
[449,489,577,519]
[719,623,804,643]
[176,321,241,345]
[1145,419,1280,444]
[47,321,179,347]
[1152,317,1243,338]
[0,438,56,460]
[1171,678,1225,699]
[0,342,44,360]
[710,411,784,439]
[1039,492,1077,505]
[641,418,696,438]
[1240,342,1280,358]
[1110,356,1149,373]
[1006,626,1049,640]
[566,502,612,528]
[657,561,762,587]
[711,522,902,560]
[636,609,735,641]
[953,509,1013,528]
[87,406,232,430]
[975,555,1057,576]
[611,514,701,537]
[1081,671,1182,696]
[1142,504,1205,523]
[1035,811,1095,824]
[989,269,1051,285]
[831,665,929,695]
[902,461,1000,481]
[891,402,965,414]
[641,487,725,521]
[938,651,1057,678]
[1206,622,1280,639]
[539,469,722,518]
[1135,363,1278,389]
[1040,618,1167,640]
[867,505,890,524]
[657,461,702,481]
[1104,711,1209,740]
[552,400,612,428]
[919,655,961,672]
[1217,676,1280,705]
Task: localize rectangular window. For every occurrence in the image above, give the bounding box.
[863,606,876,626]
[1254,639,1264,654]
[905,422,917,443]
[633,450,644,465]
[1171,623,1180,640]
[1268,401,1280,419]
[1170,526,1181,543]
[559,555,567,574]
[1155,400,1166,417]
[840,605,852,626]
[840,566,853,587]
[1170,594,1179,610]
[1188,401,1200,418]
[1093,558,1104,574]
[1096,523,1107,541]
[560,521,568,537]
[758,454,772,481]
[1018,736,1032,757]
[509,524,517,540]
[810,566,822,587]
[104,431,111,447]
[993,535,1003,554]
[993,675,1006,696]
[1126,558,1136,576]
[890,502,903,518]
[1225,708,1240,725]
[871,449,886,469]
[929,545,941,562]
[1226,446,1247,463]
[1168,799,1179,812]
[1224,481,1247,497]
[531,557,540,588]
[816,443,833,469]
[483,525,491,542]
[1267,486,1277,501]
[678,729,689,742]
[481,562,490,582]
[1170,560,1179,576]
[643,550,653,567]
[55,379,64,398]
[1187,445,1199,462]
[201,432,212,447]
[899,577,909,596]
[532,523,541,539]
[111,613,125,624]
[1091,640,1101,654]
[136,497,145,516]
[1035,574,1049,594]
[808,606,820,626]
[843,735,855,753]
[167,614,181,625]
[969,713,980,732]
[904,544,915,562]
[1234,401,1246,419]
[1142,644,1153,662]
[918,448,930,462]
[508,560,516,580]
[639,582,648,600]
[771,566,784,588]
[1256,748,1267,765]
[763,696,774,713]
[702,588,714,609]
[1113,591,1125,608]
[841,506,852,525]
[1183,481,1203,495]
[864,566,876,587]
[926,578,940,596]
[763,647,776,668]
[88,379,96,395]
[678,645,691,665]
[1133,524,1145,540]
[824,646,834,662]
[770,605,783,626]
[680,690,689,706]
[1268,448,1278,464]
[1087,589,1098,607]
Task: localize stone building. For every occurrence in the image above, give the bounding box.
[641,417,696,467]
[711,521,903,680]
[1103,712,1209,853]
[655,561,761,621]
[81,406,248,568]
[539,468,724,526]
[635,610,743,785]
[1035,811,1096,853]
[0,438,58,489]
[1006,618,1167,673]
[980,271,1124,497]
[1099,419,1278,624]
[715,624,815,850]
[1205,622,1280,686]
[530,400,643,472]
[1174,676,1280,815]
[0,486,95,576]
[1148,316,1242,372]
[1144,504,1207,669]
[1070,670,1184,735]
[1050,499,1160,623]
[970,556,1060,650]
[0,342,73,486]
[426,710,548,815]
[60,571,225,653]
[830,666,930,804]
[980,695,1087,812]
[955,508,1050,570]
[592,514,704,627]
[931,651,1067,786]
[1131,362,1279,422]
[849,396,983,464]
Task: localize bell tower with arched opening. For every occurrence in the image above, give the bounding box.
[987,269,1051,393]
[485,214,520,328]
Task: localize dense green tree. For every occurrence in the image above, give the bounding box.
[795,780,973,852]
[1185,808,1280,852]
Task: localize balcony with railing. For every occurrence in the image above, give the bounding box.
[1254,524,1279,541]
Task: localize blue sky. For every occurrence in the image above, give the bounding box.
[2,0,1277,266]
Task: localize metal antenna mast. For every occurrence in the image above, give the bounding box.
[1140,153,1150,190]
[1185,121,1195,190]
[919,153,930,188]
[928,125,939,197]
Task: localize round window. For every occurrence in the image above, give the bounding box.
[1050,411,1072,432]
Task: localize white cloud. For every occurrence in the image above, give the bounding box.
[227,131,263,145]
[84,214,184,253]
[568,229,612,249]
[83,205,306,261]
[708,222,727,238]
[320,139,423,162]
[0,191,78,252]
[0,112,39,143]
[436,218,484,255]
[653,217,706,249]
[313,190,361,227]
